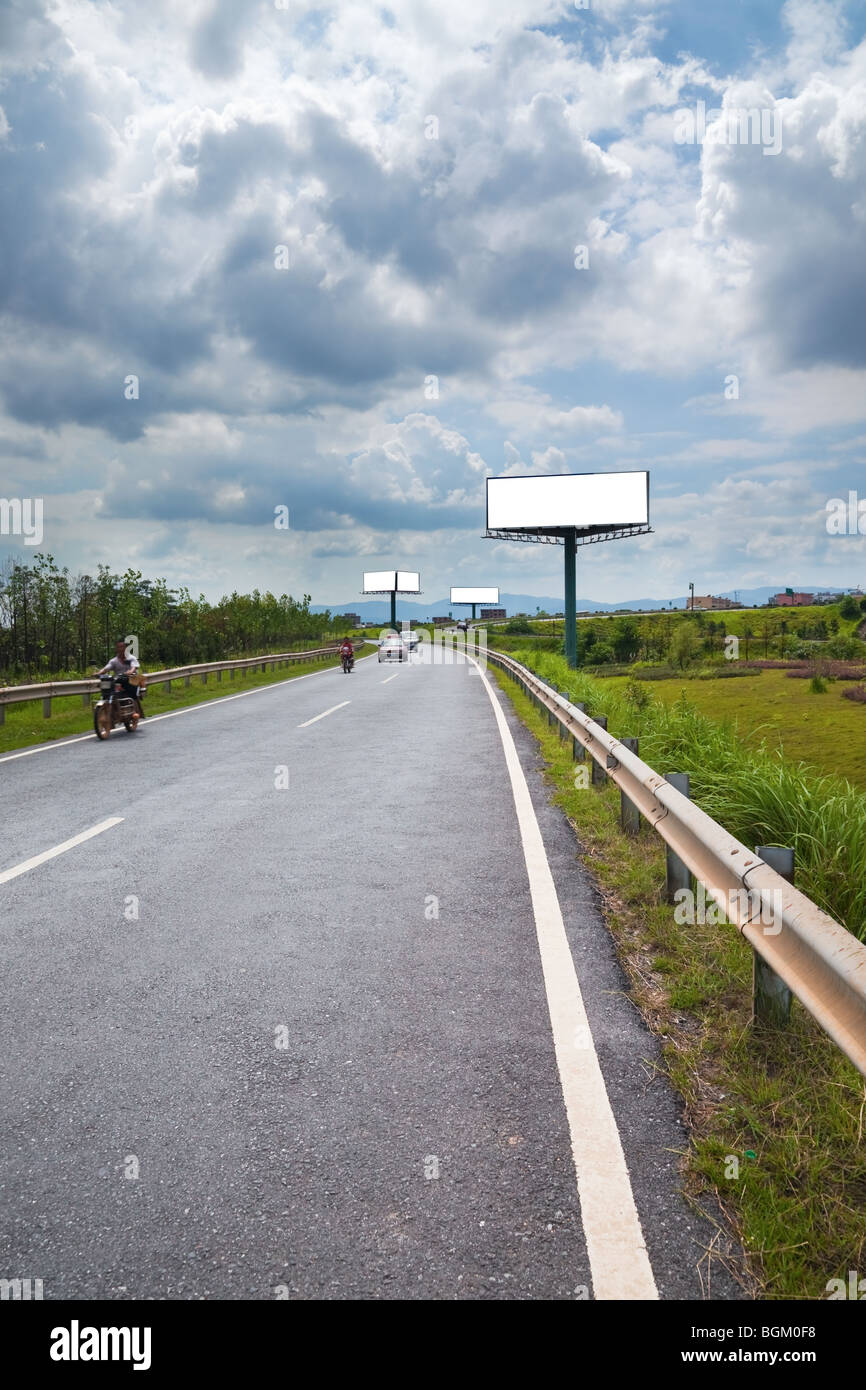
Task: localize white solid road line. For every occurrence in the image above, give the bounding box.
[0,817,125,886]
[473,658,659,1301]
[0,658,356,766]
[380,674,399,684]
[0,732,94,764]
[297,700,350,728]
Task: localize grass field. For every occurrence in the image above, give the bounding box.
[489,662,866,1301]
[0,646,373,757]
[595,668,866,790]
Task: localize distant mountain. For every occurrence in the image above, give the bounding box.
[312,585,833,622]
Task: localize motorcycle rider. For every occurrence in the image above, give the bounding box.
[339,636,355,671]
[96,639,144,726]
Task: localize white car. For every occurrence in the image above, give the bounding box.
[378,635,407,662]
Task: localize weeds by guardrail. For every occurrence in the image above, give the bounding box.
[489,648,866,1077]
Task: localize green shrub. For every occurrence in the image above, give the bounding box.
[623,678,652,710]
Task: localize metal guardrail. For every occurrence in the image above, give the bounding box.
[0,643,364,724]
[488,648,866,1077]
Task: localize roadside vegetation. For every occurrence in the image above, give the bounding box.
[590,667,866,791]
[488,662,866,1301]
[0,553,346,681]
[489,599,866,669]
[507,649,866,943]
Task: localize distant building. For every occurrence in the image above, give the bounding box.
[480,607,506,621]
[772,592,814,607]
[690,595,744,611]
[433,615,451,626]
[341,612,362,627]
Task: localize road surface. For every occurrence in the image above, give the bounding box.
[0,650,741,1299]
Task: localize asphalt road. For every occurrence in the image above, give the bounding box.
[0,649,742,1300]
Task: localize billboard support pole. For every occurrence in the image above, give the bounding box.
[564,527,577,669]
[472,603,477,622]
[390,591,397,631]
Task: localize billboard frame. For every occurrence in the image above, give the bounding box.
[483,470,652,668]
[361,569,423,630]
[450,585,500,622]
[485,469,650,539]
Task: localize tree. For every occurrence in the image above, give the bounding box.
[742,623,754,659]
[840,595,860,620]
[612,618,640,663]
[669,622,702,670]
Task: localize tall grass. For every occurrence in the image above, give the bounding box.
[513,648,866,942]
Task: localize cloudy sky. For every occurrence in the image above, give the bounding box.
[1,0,865,605]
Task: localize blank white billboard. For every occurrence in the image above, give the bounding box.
[486,471,649,532]
[396,571,421,593]
[451,586,500,604]
[363,570,396,592]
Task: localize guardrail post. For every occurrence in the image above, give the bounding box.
[556,692,569,741]
[216,669,222,682]
[620,739,640,833]
[0,704,5,726]
[201,672,208,684]
[43,697,51,719]
[753,845,794,1028]
[664,773,691,899]
[163,680,172,693]
[81,693,89,708]
[230,669,235,681]
[571,704,585,761]
[184,675,191,687]
[591,715,608,785]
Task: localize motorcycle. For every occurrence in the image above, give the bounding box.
[93,672,144,739]
[341,650,355,673]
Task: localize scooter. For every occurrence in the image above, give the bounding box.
[93,672,144,739]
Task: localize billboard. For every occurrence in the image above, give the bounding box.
[486,471,649,533]
[362,570,421,592]
[363,570,396,592]
[450,586,500,605]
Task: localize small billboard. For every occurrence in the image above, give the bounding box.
[450,586,500,605]
[486,471,649,533]
[396,571,421,593]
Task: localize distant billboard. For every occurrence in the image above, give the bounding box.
[486,471,649,534]
[363,570,396,592]
[362,570,421,593]
[451,586,500,605]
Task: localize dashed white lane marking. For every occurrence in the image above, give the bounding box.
[380,674,400,684]
[0,658,362,765]
[472,657,658,1301]
[297,700,350,728]
[0,817,125,886]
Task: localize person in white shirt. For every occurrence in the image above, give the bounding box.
[96,639,144,722]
